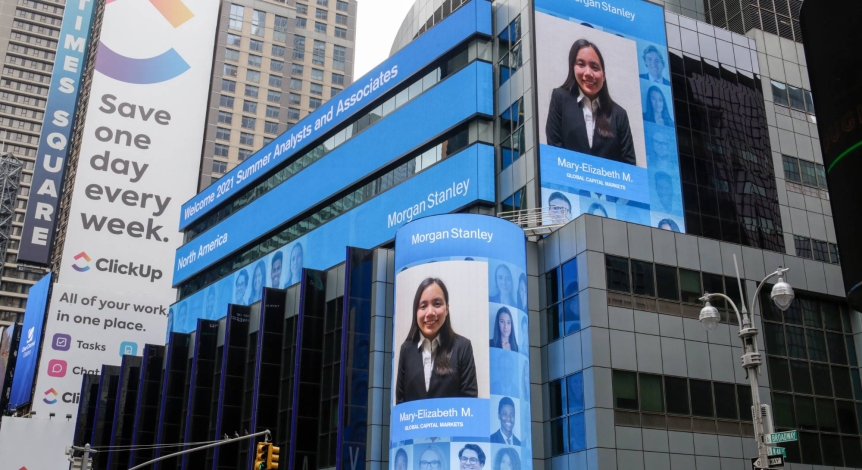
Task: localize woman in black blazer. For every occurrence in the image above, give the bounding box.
[546,39,637,166]
[396,278,478,404]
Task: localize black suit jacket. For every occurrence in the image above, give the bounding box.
[395,334,478,404]
[545,87,637,165]
[639,73,671,86]
[490,429,521,445]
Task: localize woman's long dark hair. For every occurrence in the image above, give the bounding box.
[561,39,615,138]
[407,278,456,376]
[494,448,521,470]
[645,86,673,124]
[490,307,519,352]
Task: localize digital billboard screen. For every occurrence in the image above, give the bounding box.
[389,214,533,470]
[535,0,684,232]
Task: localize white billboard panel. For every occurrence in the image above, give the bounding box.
[56,0,219,295]
[0,416,77,469]
[31,0,219,418]
[31,283,173,417]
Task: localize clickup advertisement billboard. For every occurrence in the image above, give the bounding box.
[535,0,684,232]
[32,0,220,417]
[390,214,531,470]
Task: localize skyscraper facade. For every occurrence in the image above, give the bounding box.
[197,0,357,190]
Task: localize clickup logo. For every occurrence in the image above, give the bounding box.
[72,251,91,272]
[95,0,196,84]
[43,388,59,404]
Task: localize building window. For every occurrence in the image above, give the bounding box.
[238,148,252,161]
[311,68,324,81]
[309,97,322,109]
[315,8,327,19]
[332,44,345,70]
[795,236,812,259]
[292,63,304,76]
[499,98,525,170]
[212,161,227,173]
[548,372,585,456]
[251,10,265,36]
[288,93,301,105]
[293,36,306,60]
[815,164,828,189]
[290,78,302,90]
[336,0,347,11]
[335,13,347,25]
[272,45,285,57]
[334,27,347,39]
[249,39,263,52]
[223,64,237,77]
[219,95,234,108]
[799,160,818,187]
[218,110,232,125]
[225,49,239,61]
[331,73,344,85]
[295,17,307,29]
[772,80,789,107]
[241,116,256,129]
[497,15,522,87]
[266,105,279,118]
[273,16,288,43]
[248,54,262,67]
[221,79,236,93]
[761,290,861,466]
[288,107,300,120]
[268,60,283,73]
[267,90,281,102]
[830,244,840,264]
[313,40,326,65]
[239,132,254,146]
[243,100,258,113]
[245,85,259,98]
[296,3,307,14]
[214,143,229,157]
[229,4,244,30]
[246,70,261,82]
[265,121,279,134]
[317,0,328,6]
[331,88,341,97]
[812,240,830,262]
[216,127,231,141]
[315,22,327,34]
[269,75,282,87]
[310,83,323,95]
[227,33,241,46]
[783,155,801,183]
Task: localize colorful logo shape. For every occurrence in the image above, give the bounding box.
[119,341,137,357]
[53,333,72,351]
[96,0,195,84]
[43,388,59,404]
[72,252,91,272]
[48,359,67,378]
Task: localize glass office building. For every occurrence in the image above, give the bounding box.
[73,1,862,469]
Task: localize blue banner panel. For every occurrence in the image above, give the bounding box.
[168,144,495,333]
[17,0,97,264]
[534,0,685,233]
[173,61,493,284]
[8,274,52,410]
[178,0,491,229]
[390,214,531,470]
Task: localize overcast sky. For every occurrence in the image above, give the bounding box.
[354,0,415,78]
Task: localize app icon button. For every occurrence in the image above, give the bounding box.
[119,341,137,356]
[47,359,67,377]
[52,333,71,351]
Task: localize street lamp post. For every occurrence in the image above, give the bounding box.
[698,255,795,469]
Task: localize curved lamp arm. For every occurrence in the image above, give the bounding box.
[699,292,743,330]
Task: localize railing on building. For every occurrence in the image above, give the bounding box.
[497,207,565,237]
[0,153,23,287]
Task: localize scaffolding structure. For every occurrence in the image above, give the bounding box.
[0,153,23,287]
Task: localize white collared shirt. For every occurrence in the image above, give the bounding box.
[577,91,600,148]
[417,335,440,392]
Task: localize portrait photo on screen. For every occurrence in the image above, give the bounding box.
[536,16,647,168]
[393,261,490,405]
[450,442,491,470]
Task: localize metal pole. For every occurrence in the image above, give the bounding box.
[126,429,270,470]
[82,443,90,470]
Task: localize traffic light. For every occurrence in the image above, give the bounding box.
[267,444,280,469]
[254,442,269,470]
